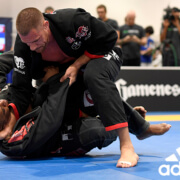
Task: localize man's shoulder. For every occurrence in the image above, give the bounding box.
[147,37,154,45]
[119,24,128,29]
[133,24,143,30]
[107,18,117,23]
[106,18,119,30]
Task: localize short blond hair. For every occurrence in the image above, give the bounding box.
[16,7,44,36]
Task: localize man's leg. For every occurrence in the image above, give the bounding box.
[123,100,150,136]
[84,47,138,168]
[76,117,117,152]
[123,101,171,140]
[54,116,117,156]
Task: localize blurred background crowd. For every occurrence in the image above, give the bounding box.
[0,0,180,67]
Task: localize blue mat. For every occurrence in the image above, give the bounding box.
[0,121,179,180]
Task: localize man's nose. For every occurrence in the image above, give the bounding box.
[29,43,37,51]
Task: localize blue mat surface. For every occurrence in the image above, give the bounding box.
[0,121,179,180]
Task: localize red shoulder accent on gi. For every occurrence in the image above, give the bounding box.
[76,26,89,39]
[8,119,34,143]
[84,51,104,59]
[9,103,19,121]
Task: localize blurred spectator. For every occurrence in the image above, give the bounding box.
[97,4,120,39]
[151,46,163,67]
[118,11,147,66]
[160,7,180,66]
[44,6,54,13]
[140,26,155,66]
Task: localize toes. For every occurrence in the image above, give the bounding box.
[117,163,130,168]
[116,161,132,168]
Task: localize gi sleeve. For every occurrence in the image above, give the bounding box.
[0,51,14,90]
[10,34,33,117]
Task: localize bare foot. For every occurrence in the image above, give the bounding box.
[116,145,139,168]
[137,123,171,140]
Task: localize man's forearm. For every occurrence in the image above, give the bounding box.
[73,54,91,69]
[139,37,147,46]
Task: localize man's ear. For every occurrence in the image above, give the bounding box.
[43,20,49,30]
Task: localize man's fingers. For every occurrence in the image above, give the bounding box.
[60,75,66,82]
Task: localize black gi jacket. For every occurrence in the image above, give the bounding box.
[12,8,117,117]
[0,74,70,157]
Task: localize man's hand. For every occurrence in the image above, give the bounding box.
[60,54,91,86]
[123,35,132,43]
[163,19,170,28]
[60,65,79,86]
[0,108,17,141]
[134,106,147,119]
[131,35,141,44]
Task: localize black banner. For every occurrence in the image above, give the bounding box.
[115,67,180,112]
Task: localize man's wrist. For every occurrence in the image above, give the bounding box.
[74,54,91,69]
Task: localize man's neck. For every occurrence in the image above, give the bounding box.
[103,17,108,22]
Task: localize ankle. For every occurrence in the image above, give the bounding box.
[120,142,134,150]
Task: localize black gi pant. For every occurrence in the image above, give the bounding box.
[83,47,130,131]
[58,47,150,155]
[59,100,150,156]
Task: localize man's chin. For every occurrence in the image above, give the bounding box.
[35,47,44,53]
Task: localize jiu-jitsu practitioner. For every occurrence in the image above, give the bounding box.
[0,66,171,162]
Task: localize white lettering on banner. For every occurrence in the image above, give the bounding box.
[115,79,180,101]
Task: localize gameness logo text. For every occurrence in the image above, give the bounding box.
[115,79,180,101]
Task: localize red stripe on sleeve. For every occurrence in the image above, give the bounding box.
[79,109,83,118]
[105,122,128,131]
[8,103,19,121]
[84,51,104,59]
